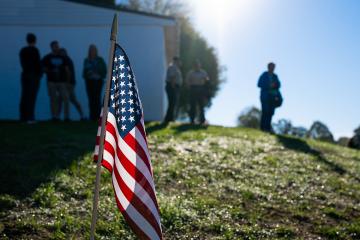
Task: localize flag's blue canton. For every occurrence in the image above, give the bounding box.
[109,44,142,138]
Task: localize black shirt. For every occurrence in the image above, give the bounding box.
[42,53,69,83]
[19,46,42,76]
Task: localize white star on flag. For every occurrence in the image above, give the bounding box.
[94,43,162,240]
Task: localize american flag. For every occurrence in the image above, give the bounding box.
[94,44,162,240]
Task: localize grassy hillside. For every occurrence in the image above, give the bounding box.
[0,121,360,239]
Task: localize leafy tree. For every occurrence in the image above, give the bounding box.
[307,121,334,142]
[337,137,350,147]
[122,0,224,117]
[272,119,292,135]
[126,0,187,16]
[273,119,308,138]
[289,126,308,138]
[348,126,360,149]
[237,106,261,129]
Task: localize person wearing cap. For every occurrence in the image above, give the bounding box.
[164,56,183,123]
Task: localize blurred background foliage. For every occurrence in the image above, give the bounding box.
[96,0,225,117]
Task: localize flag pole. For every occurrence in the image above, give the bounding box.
[90,13,118,240]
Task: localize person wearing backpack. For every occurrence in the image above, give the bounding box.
[257,62,283,132]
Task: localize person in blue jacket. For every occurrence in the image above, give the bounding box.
[257,62,281,132]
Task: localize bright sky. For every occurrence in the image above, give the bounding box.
[187,0,360,139]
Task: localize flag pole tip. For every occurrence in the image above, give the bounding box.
[111,13,118,41]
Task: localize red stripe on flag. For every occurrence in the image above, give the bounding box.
[112,162,162,237]
[112,182,152,240]
[123,133,152,175]
[116,145,159,209]
[94,113,162,239]
[137,122,148,146]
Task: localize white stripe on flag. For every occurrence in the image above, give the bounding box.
[112,173,160,240]
[113,154,161,226]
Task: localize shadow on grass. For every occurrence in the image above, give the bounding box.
[172,123,208,135]
[146,122,208,135]
[276,135,358,179]
[0,121,97,199]
[146,122,168,135]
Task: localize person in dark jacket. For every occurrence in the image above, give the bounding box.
[59,48,84,120]
[42,41,71,121]
[257,62,281,132]
[83,44,107,120]
[19,33,42,123]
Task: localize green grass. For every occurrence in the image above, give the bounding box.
[0,121,360,239]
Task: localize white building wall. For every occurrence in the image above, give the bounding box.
[0,0,174,121]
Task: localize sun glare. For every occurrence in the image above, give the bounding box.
[188,0,257,49]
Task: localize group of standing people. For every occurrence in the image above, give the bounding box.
[164,57,210,125]
[164,58,283,132]
[19,33,107,123]
[21,33,282,131]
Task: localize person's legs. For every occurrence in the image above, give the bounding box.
[189,87,197,124]
[19,74,28,121]
[93,80,103,120]
[261,102,274,132]
[266,106,275,132]
[67,84,84,118]
[173,86,180,118]
[260,101,269,131]
[164,84,175,122]
[86,80,96,120]
[85,79,93,120]
[58,83,70,120]
[28,75,41,121]
[198,87,206,124]
[48,82,59,120]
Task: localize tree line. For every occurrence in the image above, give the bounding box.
[237,106,360,149]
